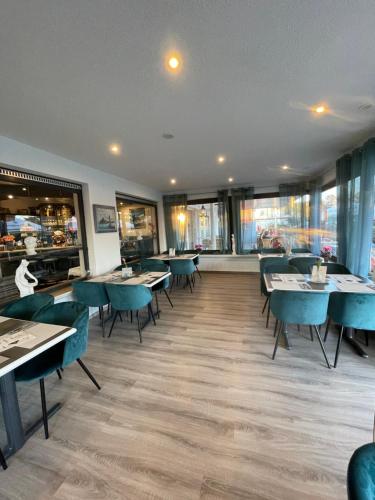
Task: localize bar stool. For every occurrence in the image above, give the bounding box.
[43,257,58,274]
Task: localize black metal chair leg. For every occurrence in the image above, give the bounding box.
[266,300,271,328]
[76,359,101,390]
[163,289,173,308]
[39,378,49,439]
[101,312,105,338]
[313,325,331,369]
[187,276,193,293]
[56,369,62,380]
[148,303,156,325]
[108,310,119,338]
[136,311,142,343]
[324,318,331,342]
[195,265,201,278]
[365,330,369,346]
[272,321,283,359]
[262,296,269,314]
[309,325,314,342]
[334,325,344,368]
[0,448,7,470]
[273,319,278,338]
[154,292,160,319]
[170,276,175,292]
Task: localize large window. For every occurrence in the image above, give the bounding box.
[186,201,222,251]
[320,185,338,255]
[0,166,87,305]
[117,196,159,262]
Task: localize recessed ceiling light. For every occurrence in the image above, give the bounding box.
[281,165,289,170]
[35,198,39,201]
[7,195,13,199]
[312,104,327,114]
[165,51,183,74]
[45,197,49,201]
[162,133,174,139]
[228,177,234,183]
[170,178,176,185]
[217,155,226,164]
[109,143,121,155]
[22,187,27,191]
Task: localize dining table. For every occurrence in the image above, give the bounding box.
[0,317,76,458]
[149,253,198,261]
[89,270,171,287]
[263,272,375,357]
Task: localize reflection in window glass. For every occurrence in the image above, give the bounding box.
[117,198,158,262]
[320,186,337,256]
[186,202,222,251]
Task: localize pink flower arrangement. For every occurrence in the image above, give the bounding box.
[194,244,204,252]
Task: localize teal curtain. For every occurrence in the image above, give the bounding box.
[217,189,230,253]
[231,187,255,253]
[279,183,310,249]
[163,194,187,252]
[309,178,322,255]
[337,139,375,276]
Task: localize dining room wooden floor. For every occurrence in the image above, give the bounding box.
[0,271,374,500]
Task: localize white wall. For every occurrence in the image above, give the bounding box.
[0,136,166,275]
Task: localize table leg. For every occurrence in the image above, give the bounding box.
[0,372,25,457]
[283,324,291,350]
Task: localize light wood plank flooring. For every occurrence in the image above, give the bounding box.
[0,272,374,499]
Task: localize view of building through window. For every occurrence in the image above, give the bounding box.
[186,202,222,251]
[320,186,338,256]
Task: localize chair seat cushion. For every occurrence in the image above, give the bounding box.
[348,443,375,500]
[14,343,64,382]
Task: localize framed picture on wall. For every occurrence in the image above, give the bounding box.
[93,204,117,233]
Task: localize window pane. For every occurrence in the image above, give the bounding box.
[117,198,158,262]
[186,202,221,251]
[320,186,337,256]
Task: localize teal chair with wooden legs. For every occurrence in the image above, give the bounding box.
[1,293,54,320]
[291,247,310,253]
[263,263,300,331]
[14,302,100,439]
[169,259,196,293]
[270,290,331,368]
[260,247,286,254]
[289,256,320,274]
[347,442,375,500]
[141,259,173,315]
[72,281,110,337]
[105,284,155,342]
[324,292,375,367]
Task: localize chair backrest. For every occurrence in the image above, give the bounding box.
[260,247,286,254]
[259,256,288,275]
[72,281,109,307]
[270,290,329,326]
[291,247,310,254]
[322,262,351,274]
[347,443,375,500]
[328,292,375,331]
[1,293,54,321]
[289,257,320,274]
[141,258,169,272]
[32,301,89,368]
[169,259,195,275]
[105,284,152,311]
[264,264,299,274]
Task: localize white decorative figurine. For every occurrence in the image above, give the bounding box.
[24,235,37,256]
[15,259,38,297]
[231,234,237,255]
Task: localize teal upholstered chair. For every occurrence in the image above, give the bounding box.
[72,281,110,337]
[184,250,202,278]
[291,247,311,254]
[270,290,331,368]
[169,259,196,293]
[105,284,155,342]
[259,256,288,324]
[324,292,375,367]
[141,259,173,314]
[263,263,300,329]
[321,262,351,274]
[289,257,320,274]
[260,247,286,254]
[1,293,54,320]
[347,442,375,500]
[15,302,100,439]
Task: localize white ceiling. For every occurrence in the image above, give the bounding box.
[1,0,375,193]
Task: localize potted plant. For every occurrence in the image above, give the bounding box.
[194,244,204,253]
[320,245,332,262]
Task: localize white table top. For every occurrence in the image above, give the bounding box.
[264,273,375,294]
[0,316,76,378]
[90,271,171,288]
[150,253,198,261]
